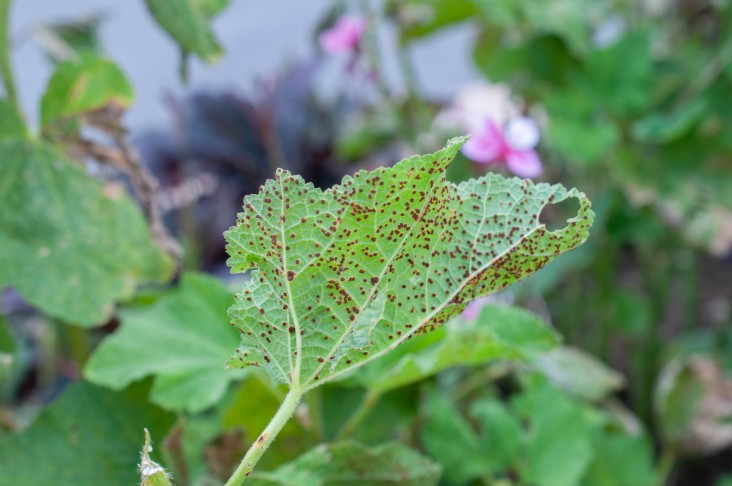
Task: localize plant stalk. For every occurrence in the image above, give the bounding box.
[224,386,303,486]
[0,0,18,110]
[335,388,381,440]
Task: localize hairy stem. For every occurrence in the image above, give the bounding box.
[335,388,381,440]
[225,386,303,486]
[0,0,18,110]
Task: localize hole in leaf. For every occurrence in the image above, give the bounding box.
[539,197,580,232]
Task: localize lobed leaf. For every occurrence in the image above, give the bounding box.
[0,139,173,326]
[225,137,593,390]
[248,441,441,486]
[85,273,243,412]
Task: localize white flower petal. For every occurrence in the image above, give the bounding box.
[505,116,540,150]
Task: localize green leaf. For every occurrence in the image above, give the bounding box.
[0,315,16,385]
[544,92,620,165]
[394,0,478,40]
[249,441,441,486]
[345,303,559,394]
[85,273,242,412]
[420,393,488,484]
[633,97,709,143]
[0,381,175,485]
[654,358,706,446]
[514,379,597,486]
[0,99,27,139]
[534,346,625,401]
[224,137,593,390]
[572,32,655,117]
[144,0,225,62]
[38,14,105,63]
[583,431,656,486]
[0,140,173,326]
[40,55,134,129]
[470,397,523,472]
[191,0,230,18]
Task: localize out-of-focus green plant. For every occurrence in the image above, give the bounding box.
[2,0,729,484]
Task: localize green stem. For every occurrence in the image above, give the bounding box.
[335,388,381,440]
[224,386,303,486]
[655,446,677,486]
[0,0,17,109]
[358,0,391,99]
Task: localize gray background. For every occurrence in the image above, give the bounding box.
[10,1,479,134]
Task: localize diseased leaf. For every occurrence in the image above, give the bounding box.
[344,303,559,393]
[40,55,133,129]
[85,273,242,412]
[144,0,225,62]
[0,140,173,326]
[225,137,592,390]
[0,381,175,485]
[248,441,441,486]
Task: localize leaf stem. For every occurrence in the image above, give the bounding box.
[654,446,677,486]
[224,386,303,486]
[0,0,18,110]
[335,388,381,440]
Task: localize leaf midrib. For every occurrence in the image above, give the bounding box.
[303,206,549,391]
[302,166,445,386]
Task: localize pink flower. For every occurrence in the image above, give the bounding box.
[461,296,492,321]
[319,15,366,54]
[462,116,543,178]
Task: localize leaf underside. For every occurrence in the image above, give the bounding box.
[225,137,593,390]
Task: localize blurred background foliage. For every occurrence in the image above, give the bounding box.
[1,0,731,484]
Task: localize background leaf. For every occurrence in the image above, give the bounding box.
[248,441,441,486]
[513,379,598,486]
[0,140,173,326]
[144,0,226,63]
[345,303,559,393]
[0,381,175,485]
[85,273,243,412]
[534,346,625,401]
[420,393,490,484]
[40,55,133,129]
[0,99,26,139]
[225,137,593,389]
[0,316,16,385]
